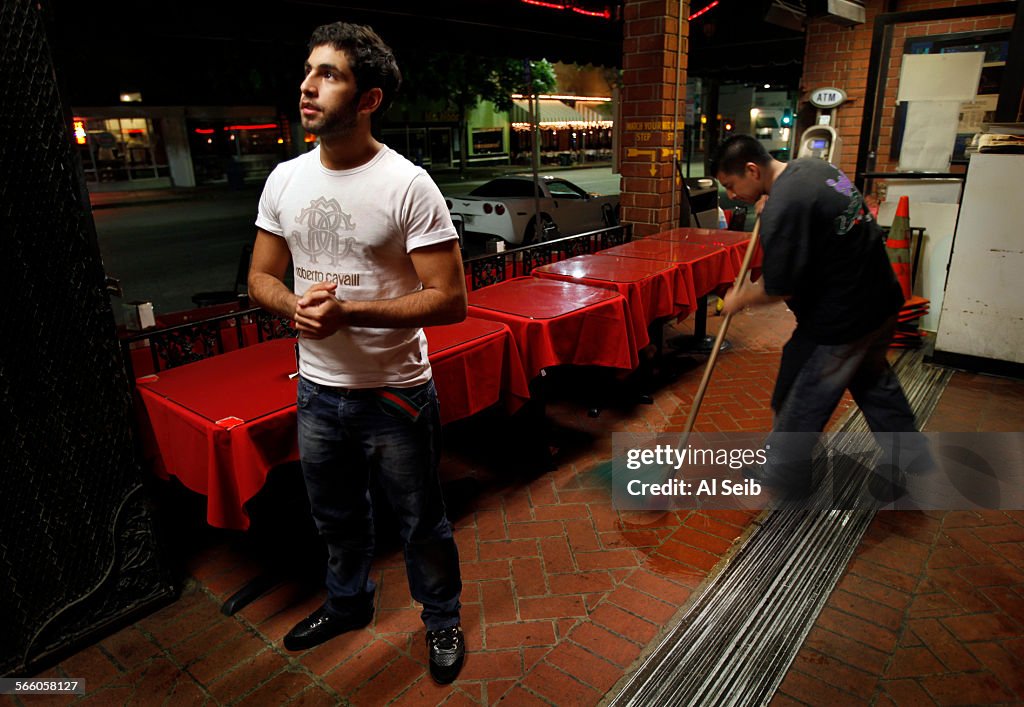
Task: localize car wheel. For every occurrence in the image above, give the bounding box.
[523,215,559,245]
[602,202,620,227]
[522,218,537,246]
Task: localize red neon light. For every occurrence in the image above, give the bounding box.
[225,123,279,131]
[520,0,568,9]
[571,5,610,18]
[688,0,719,20]
[194,128,215,134]
[520,0,609,17]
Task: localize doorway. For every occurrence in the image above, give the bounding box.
[429,128,452,168]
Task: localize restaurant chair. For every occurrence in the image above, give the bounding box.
[728,205,747,231]
[192,243,252,308]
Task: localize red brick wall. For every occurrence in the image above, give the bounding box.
[620,0,688,236]
[801,0,1014,192]
[801,4,881,175]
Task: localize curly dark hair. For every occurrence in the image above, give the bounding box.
[308,22,401,115]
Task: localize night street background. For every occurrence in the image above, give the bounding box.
[95,165,629,319]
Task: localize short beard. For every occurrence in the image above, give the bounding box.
[304,96,359,138]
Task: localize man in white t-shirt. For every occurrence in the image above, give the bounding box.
[248,21,467,684]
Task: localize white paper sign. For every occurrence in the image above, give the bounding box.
[898,101,961,172]
[897,53,984,103]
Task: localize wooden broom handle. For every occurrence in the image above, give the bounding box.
[681,219,762,438]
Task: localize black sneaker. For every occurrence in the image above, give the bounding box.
[283,601,373,651]
[426,625,465,684]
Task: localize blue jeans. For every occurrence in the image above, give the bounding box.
[765,315,918,485]
[296,377,462,631]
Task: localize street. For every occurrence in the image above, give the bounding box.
[94,166,623,320]
[94,189,262,321]
[440,165,623,196]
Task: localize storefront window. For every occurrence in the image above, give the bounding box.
[75,116,169,183]
[187,120,286,185]
[382,128,431,167]
[891,29,1010,165]
[511,126,613,165]
[471,128,504,155]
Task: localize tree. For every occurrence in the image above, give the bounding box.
[397,50,556,177]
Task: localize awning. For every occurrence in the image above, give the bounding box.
[510,99,613,131]
[574,100,614,119]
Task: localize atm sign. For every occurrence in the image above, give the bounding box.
[809,87,847,109]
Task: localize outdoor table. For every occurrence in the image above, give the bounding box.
[647,227,761,276]
[425,316,531,424]
[467,276,639,380]
[531,254,687,350]
[134,337,299,530]
[134,318,530,531]
[597,238,731,309]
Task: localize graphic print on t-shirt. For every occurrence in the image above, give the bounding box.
[826,171,865,236]
[290,196,357,265]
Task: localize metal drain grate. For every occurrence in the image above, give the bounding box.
[608,350,952,707]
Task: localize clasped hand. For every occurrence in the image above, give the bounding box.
[294,282,346,339]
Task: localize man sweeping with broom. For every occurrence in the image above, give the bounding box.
[711,135,917,495]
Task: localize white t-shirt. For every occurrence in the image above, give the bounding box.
[255,146,458,388]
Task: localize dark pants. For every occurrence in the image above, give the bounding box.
[296,377,462,631]
[766,315,918,483]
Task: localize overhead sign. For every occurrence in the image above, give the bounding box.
[808,87,847,109]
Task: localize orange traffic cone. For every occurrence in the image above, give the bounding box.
[886,196,912,301]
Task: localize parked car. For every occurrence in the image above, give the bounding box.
[445,175,620,246]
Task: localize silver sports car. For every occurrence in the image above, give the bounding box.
[446,175,620,246]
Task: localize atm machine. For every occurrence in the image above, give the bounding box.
[797,87,848,164]
[797,125,841,163]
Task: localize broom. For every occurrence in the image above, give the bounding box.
[680,218,762,441]
[584,219,762,490]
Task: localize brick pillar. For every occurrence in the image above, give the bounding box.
[620,0,688,237]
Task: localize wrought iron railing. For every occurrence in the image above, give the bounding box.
[120,307,296,377]
[119,222,632,377]
[463,223,632,290]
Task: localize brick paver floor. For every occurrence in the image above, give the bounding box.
[9,302,1022,706]
[773,372,1024,707]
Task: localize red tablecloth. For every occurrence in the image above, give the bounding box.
[647,227,761,276]
[135,338,300,530]
[531,255,685,350]
[135,319,529,530]
[425,317,531,422]
[597,239,731,310]
[467,277,639,380]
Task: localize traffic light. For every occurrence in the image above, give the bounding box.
[781,108,793,126]
[723,118,734,132]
